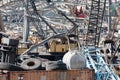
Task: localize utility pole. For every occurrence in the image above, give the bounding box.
[23,0,29,42]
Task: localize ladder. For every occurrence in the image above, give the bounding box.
[86,0,106,47]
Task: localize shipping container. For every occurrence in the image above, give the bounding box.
[9,69,94,80]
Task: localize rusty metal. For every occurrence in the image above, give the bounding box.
[0,74,8,80]
[9,69,94,80]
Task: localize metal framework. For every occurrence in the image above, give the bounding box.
[83,47,120,80]
[0,0,119,80]
[0,0,88,40]
[22,0,88,42]
[84,0,120,80]
[86,0,106,47]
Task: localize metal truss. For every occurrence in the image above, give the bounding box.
[86,0,106,47]
[22,0,88,41]
[83,47,120,80]
[0,0,88,39]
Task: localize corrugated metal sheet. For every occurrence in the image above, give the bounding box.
[9,69,94,80]
[0,74,8,80]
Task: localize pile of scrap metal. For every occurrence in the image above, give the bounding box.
[0,0,87,71]
[0,32,87,71]
[17,33,86,71]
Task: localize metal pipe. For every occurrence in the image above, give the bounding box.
[23,0,29,42]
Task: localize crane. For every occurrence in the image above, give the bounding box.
[20,0,84,55]
[83,0,120,80]
[86,0,106,47]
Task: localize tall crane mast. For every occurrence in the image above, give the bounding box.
[84,0,120,80]
[86,0,106,47]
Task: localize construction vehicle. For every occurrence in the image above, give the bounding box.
[15,0,85,71]
[84,0,120,79]
[21,0,81,54]
[48,34,78,53]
